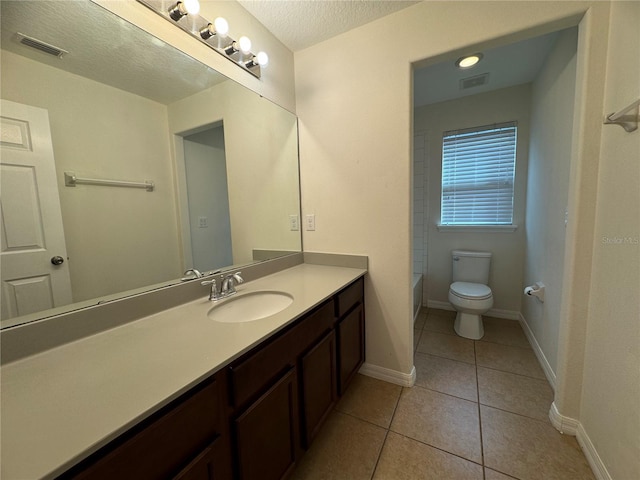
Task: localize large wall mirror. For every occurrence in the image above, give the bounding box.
[0,0,302,329]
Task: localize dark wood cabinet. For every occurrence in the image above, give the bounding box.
[233,368,299,480]
[62,276,365,480]
[336,278,365,395]
[62,376,232,480]
[337,303,365,395]
[300,330,336,447]
[173,437,228,480]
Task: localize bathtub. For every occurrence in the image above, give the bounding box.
[413,273,423,324]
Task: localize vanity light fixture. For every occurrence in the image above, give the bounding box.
[137,0,268,79]
[200,17,229,40]
[168,0,200,21]
[224,35,252,56]
[455,53,483,69]
[245,51,269,69]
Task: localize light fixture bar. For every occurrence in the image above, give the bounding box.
[136,0,265,79]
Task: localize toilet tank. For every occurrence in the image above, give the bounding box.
[452,250,492,284]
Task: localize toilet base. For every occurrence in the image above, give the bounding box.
[454,312,485,340]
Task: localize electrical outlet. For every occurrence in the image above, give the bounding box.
[198,216,208,228]
[305,214,315,231]
[289,214,299,231]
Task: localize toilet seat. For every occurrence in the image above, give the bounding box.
[450,281,492,300]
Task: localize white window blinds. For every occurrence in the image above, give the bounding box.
[441,122,517,225]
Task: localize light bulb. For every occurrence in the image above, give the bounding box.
[182,0,200,15]
[169,0,199,20]
[237,36,252,54]
[255,51,268,67]
[245,51,269,69]
[200,17,229,40]
[214,17,229,37]
[455,53,483,69]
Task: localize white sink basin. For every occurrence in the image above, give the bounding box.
[207,291,294,323]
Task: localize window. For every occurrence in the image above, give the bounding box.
[440,122,517,226]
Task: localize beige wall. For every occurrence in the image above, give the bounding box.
[167,80,301,266]
[94,0,296,113]
[580,2,640,478]
[1,51,182,303]
[522,28,578,380]
[415,84,531,315]
[295,1,606,378]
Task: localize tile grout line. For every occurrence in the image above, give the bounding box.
[476,363,551,383]
[410,382,477,404]
[417,348,546,382]
[478,403,556,425]
[474,339,487,480]
[369,386,403,479]
[388,430,487,468]
[368,429,389,480]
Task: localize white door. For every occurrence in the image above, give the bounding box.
[1,99,72,321]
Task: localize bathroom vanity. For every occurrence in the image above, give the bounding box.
[0,263,366,480]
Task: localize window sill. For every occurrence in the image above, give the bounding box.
[436,224,518,233]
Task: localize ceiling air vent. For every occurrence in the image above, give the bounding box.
[16,33,68,58]
[460,73,489,90]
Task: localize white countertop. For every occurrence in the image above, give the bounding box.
[0,263,366,480]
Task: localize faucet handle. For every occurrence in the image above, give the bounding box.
[201,278,220,301]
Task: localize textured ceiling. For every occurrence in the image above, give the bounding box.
[237,0,420,52]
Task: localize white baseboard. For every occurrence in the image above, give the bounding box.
[359,362,416,387]
[427,300,455,311]
[576,422,612,480]
[427,300,520,320]
[486,308,520,320]
[518,313,557,390]
[549,401,579,435]
[549,402,611,480]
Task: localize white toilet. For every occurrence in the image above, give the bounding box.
[448,250,494,340]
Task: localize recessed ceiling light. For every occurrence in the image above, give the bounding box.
[455,53,483,69]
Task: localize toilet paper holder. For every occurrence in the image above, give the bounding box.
[524,282,545,302]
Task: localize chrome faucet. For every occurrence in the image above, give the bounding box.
[221,272,243,296]
[201,272,243,301]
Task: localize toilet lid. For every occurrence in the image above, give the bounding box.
[450,282,492,300]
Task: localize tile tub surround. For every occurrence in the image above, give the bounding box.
[0,262,366,480]
[293,309,595,480]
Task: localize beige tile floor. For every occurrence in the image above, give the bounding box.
[291,308,595,480]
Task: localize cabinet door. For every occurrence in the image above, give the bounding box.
[300,331,336,448]
[172,434,231,480]
[234,368,299,480]
[337,304,365,395]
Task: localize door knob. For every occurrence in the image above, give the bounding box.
[51,256,65,266]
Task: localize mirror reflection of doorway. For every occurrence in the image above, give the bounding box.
[0,99,72,320]
[182,124,233,272]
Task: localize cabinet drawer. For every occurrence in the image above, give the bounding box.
[335,277,363,318]
[68,379,222,480]
[229,300,334,408]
